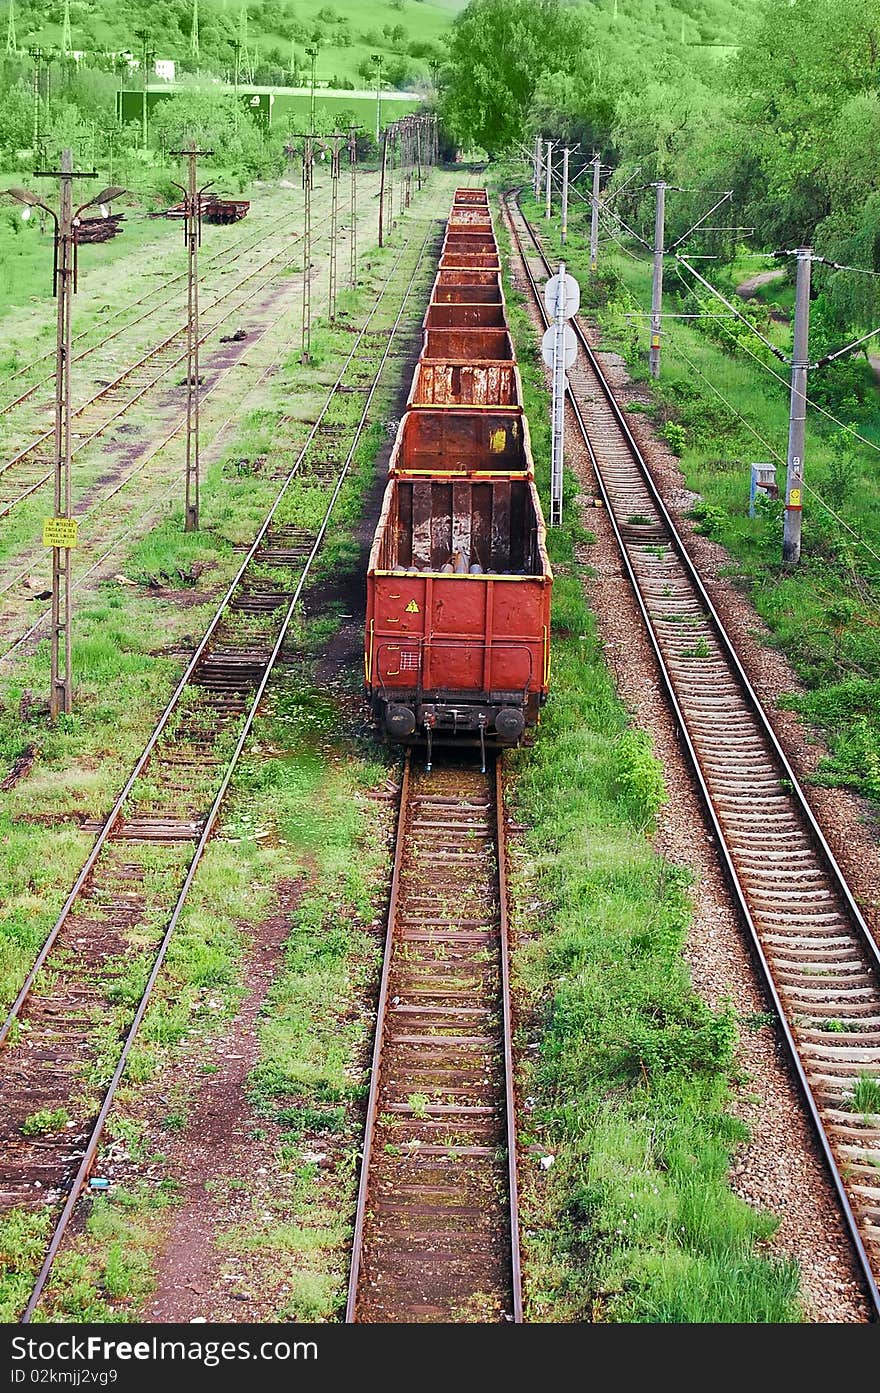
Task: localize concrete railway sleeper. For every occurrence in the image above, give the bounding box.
[0,207,442,1323]
[505,190,880,1319]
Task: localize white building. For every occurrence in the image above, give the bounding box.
[154,59,175,81]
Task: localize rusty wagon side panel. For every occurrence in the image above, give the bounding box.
[407,360,523,410]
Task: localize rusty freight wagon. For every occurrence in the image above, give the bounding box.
[408,358,523,410]
[365,473,552,762]
[365,188,552,760]
[388,408,532,477]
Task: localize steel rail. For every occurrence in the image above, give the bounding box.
[496,755,524,1322]
[13,205,443,1323]
[505,191,880,1319]
[346,751,411,1322]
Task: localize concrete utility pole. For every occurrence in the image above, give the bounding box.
[533,134,541,200]
[649,179,666,379]
[590,151,601,271]
[560,145,570,245]
[328,133,342,320]
[171,142,213,532]
[783,247,812,566]
[372,54,382,144]
[544,139,552,219]
[551,262,567,525]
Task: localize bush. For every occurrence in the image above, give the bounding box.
[613,729,666,829]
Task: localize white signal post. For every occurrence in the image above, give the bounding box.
[542,265,580,527]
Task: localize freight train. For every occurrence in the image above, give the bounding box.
[365,190,553,766]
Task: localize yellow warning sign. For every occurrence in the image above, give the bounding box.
[405,599,420,613]
[42,517,79,549]
[788,489,802,508]
[489,427,507,454]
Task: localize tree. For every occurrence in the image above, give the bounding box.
[440,0,579,155]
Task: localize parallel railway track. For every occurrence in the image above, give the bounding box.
[347,753,522,1323]
[0,201,442,1323]
[0,220,277,415]
[0,183,350,522]
[505,191,880,1318]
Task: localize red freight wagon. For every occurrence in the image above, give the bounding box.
[435,269,500,288]
[452,189,489,205]
[407,360,523,410]
[365,474,552,762]
[388,409,532,477]
[431,283,502,304]
[423,301,508,330]
[423,327,514,360]
[439,251,501,270]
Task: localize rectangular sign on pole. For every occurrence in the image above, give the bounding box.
[42,517,78,548]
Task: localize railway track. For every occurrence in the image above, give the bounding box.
[505,191,880,1318]
[0,201,443,1323]
[0,183,349,523]
[0,220,276,414]
[347,753,522,1323]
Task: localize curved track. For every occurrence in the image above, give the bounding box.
[347,753,522,1323]
[506,191,880,1319]
[0,207,441,1323]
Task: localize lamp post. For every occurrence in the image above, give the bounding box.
[371,53,382,145]
[3,157,125,720]
[306,44,318,131]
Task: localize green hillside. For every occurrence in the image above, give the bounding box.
[1,0,468,89]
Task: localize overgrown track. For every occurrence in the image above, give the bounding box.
[0,203,442,1323]
[0,182,348,521]
[0,220,277,413]
[347,753,522,1323]
[506,192,880,1318]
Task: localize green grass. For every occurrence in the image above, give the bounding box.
[493,182,803,1323]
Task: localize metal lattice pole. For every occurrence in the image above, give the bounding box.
[348,126,359,288]
[378,127,388,247]
[169,141,213,532]
[301,135,312,362]
[329,134,341,321]
[51,151,74,717]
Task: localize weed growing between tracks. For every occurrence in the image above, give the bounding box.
[495,192,802,1323]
